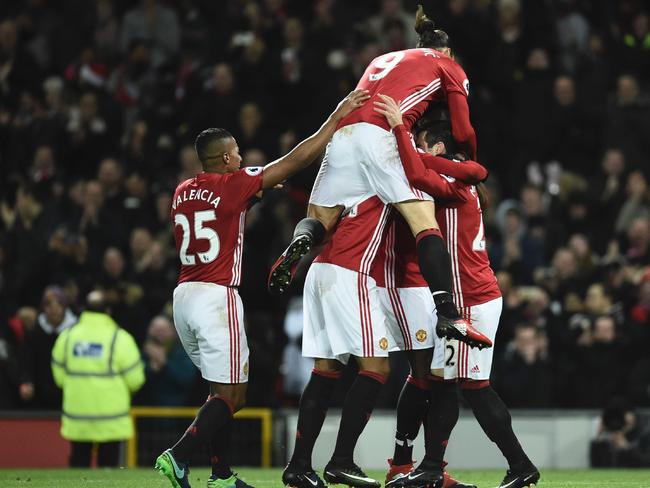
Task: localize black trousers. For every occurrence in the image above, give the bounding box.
[69,441,121,467]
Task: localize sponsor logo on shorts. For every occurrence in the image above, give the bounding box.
[471,365,480,373]
[243,361,249,376]
[379,337,389,350]
[415,329,427,342]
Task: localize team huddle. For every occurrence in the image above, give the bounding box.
[155,6,540,488]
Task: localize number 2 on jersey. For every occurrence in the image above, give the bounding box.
[175,210,220,265]
[368,51,405,81]
[472,189,486,251]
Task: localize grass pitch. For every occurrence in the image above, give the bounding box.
[1,468,650,487]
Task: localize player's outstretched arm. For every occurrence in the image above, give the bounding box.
[260,90,370,189]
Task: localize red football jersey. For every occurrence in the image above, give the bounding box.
[314,196,392,275]
[430,179,501,307]
[339,48,469,132]
[371,182,500,306]
[171,168,263,286]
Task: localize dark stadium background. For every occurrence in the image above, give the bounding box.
[1,0,650,466]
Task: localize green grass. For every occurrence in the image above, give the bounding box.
[1,468,649,488]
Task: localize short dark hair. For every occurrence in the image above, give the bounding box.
[416,121,457,155]
[194,128,233,164]
[414,5,450,50]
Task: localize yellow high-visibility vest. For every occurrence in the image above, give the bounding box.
[51,311,145,442]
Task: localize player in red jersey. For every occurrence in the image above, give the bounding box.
[154,89,369,488]
[268,6,490,350]
[375,95,540,488]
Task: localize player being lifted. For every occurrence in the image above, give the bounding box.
[268,5,491,351]
[154,89,369,488]
[375,95,540,488]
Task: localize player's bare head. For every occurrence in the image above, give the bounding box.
[414,5,450,54]
[415,115,457,156]
[194,128,240,172]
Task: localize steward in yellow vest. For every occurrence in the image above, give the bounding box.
[51,291,145,467]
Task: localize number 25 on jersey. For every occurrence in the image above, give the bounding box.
[175,210,220,265]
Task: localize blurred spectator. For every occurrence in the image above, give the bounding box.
[3,183,54,307]
[109,39,158,129]
[120,0,180,68]
[555,1,589,73]
[512,47,554,163]
[628,270,650,345]
[624,216,650,266]
[571,315,629,407]
[0,19,40,111]
[615,171,650,236]
[96,247,147,345]
[72,180,125,267]
[20,286,77,409]
[592,148,627,252]
[235,102,276,156]
[66,91,111,178]
[97,158,126,217]
[367,0,418,48]
[491,206,544,284]
[575,34,611,110]
[495,324,553,408]
[188,62,239,137]
[605,74,650,164]
[619,12,650,80]
[138,315,195,406]
[130,228,175,315]
[591,399,650,467]
[177,144,202,183]
[549,75,596,174]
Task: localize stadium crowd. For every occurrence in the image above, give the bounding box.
[1,0,650,412]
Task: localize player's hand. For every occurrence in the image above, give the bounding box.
[333,89,370,119]
[373,94,403,129]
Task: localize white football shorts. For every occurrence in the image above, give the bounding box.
[309,122,432,210]
[431,297,502,380]
[302,262,390,363]
[173,282,249,384]
[379,286,436,351]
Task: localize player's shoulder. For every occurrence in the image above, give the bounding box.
[222,166,264,185]
[438,54,466,73]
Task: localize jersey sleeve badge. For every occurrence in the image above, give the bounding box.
[245,166,263,176]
